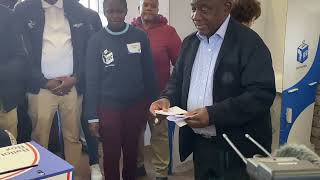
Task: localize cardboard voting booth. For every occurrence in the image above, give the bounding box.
[0,141,73,180]
[276,0,320,147]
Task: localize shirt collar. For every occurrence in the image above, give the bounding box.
[42,0,63,9]
[105,23,130,36]
[197,14,230,42]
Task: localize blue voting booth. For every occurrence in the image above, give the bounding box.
[277,0,320,146]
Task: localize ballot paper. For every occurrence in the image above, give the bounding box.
[167,115,188,127]
[155,106,188,127]
[155,106,187,116]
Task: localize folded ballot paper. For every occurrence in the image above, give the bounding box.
[155,106,188,127]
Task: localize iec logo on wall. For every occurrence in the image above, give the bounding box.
[297,40,309,63]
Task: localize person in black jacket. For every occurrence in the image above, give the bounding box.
[84,0,158,179]
[0,5,26,139]
[150,0,276,179]
[0,0,32,145]
[15,0,93,170]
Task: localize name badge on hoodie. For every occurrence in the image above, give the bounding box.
[127,42,141,54]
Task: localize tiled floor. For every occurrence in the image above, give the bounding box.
[75,145,194,180]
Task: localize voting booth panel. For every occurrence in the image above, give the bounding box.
[279,0,320,146]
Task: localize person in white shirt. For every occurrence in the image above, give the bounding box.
[15,0,95,175]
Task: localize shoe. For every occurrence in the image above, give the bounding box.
[156,177,168,180]
[136,165,147,177]
[90,164,103,180]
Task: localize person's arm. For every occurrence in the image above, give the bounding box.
[150,35,194,117]
[84,36,101,123]
[206,40,276,127]
[0,12,26,82]
[167,27,182,66]
[160,36,190,106]
[141,34,159,102]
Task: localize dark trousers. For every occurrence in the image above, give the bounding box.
[99,101,148,180]
[81,111,99,165]
[17,97,32,143]
[193,135,250,180]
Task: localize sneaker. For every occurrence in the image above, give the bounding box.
[136,165,147,177]
[90,164,103,180]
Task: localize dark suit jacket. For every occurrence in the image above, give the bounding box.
[84,8,102,33]
[161,18,276,161]
[14,0,95,94]
[0,6,26,112]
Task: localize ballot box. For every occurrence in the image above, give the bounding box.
[0,141,73,180]
[297,41,309,63]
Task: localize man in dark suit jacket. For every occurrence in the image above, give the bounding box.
[0,0,33,144]
[150,0,276,179]
[0,5,26,138]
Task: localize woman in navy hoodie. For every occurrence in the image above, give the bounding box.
[84,0,158,179]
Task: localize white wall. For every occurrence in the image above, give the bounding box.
[251,0,267,40]
[170,0,196,39]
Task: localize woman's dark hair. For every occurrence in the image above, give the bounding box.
[231,0,261,25]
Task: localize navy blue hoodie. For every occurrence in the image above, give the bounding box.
[84,24,158,121]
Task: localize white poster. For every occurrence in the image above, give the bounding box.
[282,0,320,90]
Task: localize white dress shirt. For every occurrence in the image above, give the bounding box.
[187,15,230,137]
[41,0,73,79]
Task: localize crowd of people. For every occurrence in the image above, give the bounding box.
[0,0,273,180]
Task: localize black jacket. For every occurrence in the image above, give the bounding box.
[162,18,276,161]
[0,6,26,112]
[83,7,102,33]
[15,0,94,94]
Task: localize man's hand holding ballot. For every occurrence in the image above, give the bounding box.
[150,99,210,128]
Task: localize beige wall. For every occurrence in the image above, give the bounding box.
[264,0,288,92]
[170,0,196,39]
